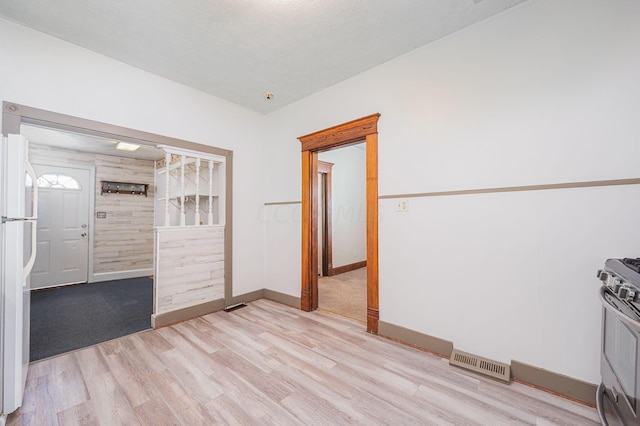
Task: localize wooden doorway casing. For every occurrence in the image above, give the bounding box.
[317,161,333,277]
[298,114,380,333]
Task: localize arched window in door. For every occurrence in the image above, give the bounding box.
[36,173,81,190]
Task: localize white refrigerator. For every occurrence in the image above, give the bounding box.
[0,134,37,417]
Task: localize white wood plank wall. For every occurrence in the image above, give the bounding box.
[30,144,95,167]
[93,155,154,273]
[30,144,155,275]
[155,226,224,314]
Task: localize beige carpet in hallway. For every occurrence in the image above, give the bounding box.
[318,267,367,324]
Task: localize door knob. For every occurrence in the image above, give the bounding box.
[81,233,87,237]
[81,224,87,228]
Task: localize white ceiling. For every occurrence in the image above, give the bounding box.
[22,125,166,161]
[0,0,528,114]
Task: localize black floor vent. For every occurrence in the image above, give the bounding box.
[224,303,247,313]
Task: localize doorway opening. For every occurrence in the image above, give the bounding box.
[23,124,161,361]
[298,114,380,333]
[317,160,332,277]
[316,145,367,323]
[2,101,233,361]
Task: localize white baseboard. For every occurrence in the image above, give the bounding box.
[90,269,153,283]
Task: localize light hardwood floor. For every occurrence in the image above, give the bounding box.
[8,299,600,425]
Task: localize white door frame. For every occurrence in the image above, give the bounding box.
[32,161,96,285]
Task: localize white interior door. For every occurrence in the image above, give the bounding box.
[31,164,90,289]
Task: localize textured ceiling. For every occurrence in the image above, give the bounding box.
[0,0,527,114]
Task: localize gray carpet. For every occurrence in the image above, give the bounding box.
[30,277,153,361]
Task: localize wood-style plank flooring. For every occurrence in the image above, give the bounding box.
[8,299,600,425]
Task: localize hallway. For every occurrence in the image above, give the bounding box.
[318,267,366,324]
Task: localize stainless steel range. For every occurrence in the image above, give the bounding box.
[597,258,640,426]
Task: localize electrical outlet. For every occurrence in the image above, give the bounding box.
[396,199,408,212]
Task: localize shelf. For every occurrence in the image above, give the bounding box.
[156,156,222,174]
[101,180,148,196]
[155,148,225,227]
[157,194,218,202]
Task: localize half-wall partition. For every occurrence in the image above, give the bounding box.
[152,146,227,327]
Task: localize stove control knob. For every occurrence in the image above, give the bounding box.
[599,271,612,285]
[619,287,629,299]
[612,279,622,292]
[619,285,636,302]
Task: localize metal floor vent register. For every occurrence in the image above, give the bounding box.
[224,303,247,313]
[449,349,511,384]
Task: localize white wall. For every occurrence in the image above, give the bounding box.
[0,18,266,297]
[319,144,366,268]
[262,0,640,384]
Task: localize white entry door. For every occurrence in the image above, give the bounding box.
[31,164,91,289]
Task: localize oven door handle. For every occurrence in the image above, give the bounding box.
[599,287,640,329]
[596,383,609,426]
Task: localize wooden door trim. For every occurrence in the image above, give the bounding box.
[317,161,334,173]
[298,113,380,333]
[318,161,333,277]
[299,115,380,152]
